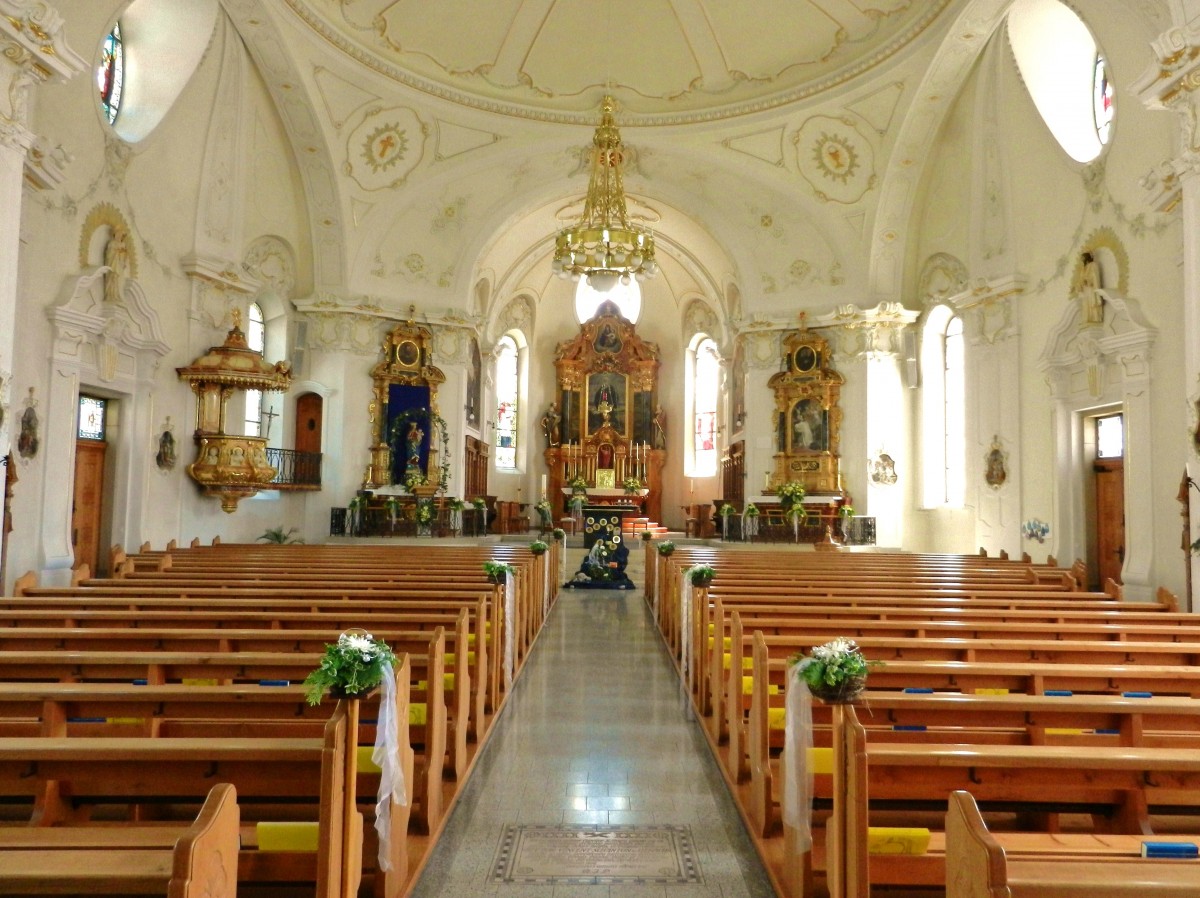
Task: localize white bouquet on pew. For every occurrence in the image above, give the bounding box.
[793,637,875,703]
[304,631,398,705]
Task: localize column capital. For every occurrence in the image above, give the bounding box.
[0,2,84,153]
[1135,25,1200,195]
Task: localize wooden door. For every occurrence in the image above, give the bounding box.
[295,393,322,455]
[1094,458,1125,589]
[72,440,107,576]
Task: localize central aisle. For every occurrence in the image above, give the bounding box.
[409,564,777,897]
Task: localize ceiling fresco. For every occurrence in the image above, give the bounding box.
[283,0,956,123]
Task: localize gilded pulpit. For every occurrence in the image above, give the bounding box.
[546,300,665,524]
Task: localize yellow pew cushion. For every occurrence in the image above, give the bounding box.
[257,821,319,852]
[974,688,1009,695]
[745,676,780,696]
[867,828,931,855]
[357,745,381,774]
[409,702,427,726]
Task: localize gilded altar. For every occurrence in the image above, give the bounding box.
[767,327,844,494]
[545,300,665,523]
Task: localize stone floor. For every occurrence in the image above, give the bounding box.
[408,549,778,898]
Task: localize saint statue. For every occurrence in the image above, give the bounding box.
[1078,252,1103,325]
[103,227,130,306]
[406,421,423,472]
[651,405,667,450]
[540,401,561,448]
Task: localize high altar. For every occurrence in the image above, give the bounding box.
[545,301,665,524]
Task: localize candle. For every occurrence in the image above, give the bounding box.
[540,474,547,498]
[690,478,694,495]
[764,471,770,490]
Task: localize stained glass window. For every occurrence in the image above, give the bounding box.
[78,395,107,441]
[97,22,124,125]
[495,335,519,470]
[1093,55,1114,146]
[692,338,719,476]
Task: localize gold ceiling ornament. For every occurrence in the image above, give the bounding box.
[551,96,657,293]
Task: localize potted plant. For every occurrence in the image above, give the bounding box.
[552,528,566,541]
[657,540,675,557]
[529,540,548,556]
[775,480,807,510]
[640,529,654,541]
[792,637,878,704]
[303,631,396,705]
[688,564,715,587]
[483,561,514,584]
[257,526,303,544]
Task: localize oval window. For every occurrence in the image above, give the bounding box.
[1007,0,1111,163]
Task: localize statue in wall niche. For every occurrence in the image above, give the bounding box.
[652,405,667,450]
[1078,252,1103,325]
[156,419,177,470]
[16,389,38,461]
[985,437,1008,490]
[406,421,423,471]
[103,226,130,306]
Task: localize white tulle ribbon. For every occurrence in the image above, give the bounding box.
[651,552,660,619]
[743,514,758,539]
[542,552,550,617]
[450,507,462,533]
[722,514,730,540]
[372,662,407,870]
[504,571,515,689]
[782,662,814,852]
[680,565,707,684]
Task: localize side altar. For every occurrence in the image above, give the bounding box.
[542,300,666,524]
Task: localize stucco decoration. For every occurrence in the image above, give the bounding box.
[346,105,427,191]
[794,115,876,204]
[312,65,379,131]
[243,236,296,299]
[683,299,719,342]
[300,311,383,356]
[918,252,968,307]
[742,330,781,370]
[432,325,470,365]
[287,0,954,123]
[497,295,534,338]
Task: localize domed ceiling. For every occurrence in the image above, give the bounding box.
[282,0,956,124]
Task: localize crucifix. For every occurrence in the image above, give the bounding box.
[262,407,279,440]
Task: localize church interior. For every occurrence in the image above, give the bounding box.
[3,1,1200,896]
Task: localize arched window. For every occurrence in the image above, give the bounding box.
[494,335,520,470]
[690,336,720,476]
[921,306,965,507]
[244,303,265,437]
[97,22,124,125]
[1007,0,1112,163]
[575,277,641,324]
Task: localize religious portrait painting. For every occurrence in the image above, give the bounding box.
[790,398,828,453]
[586,371,627,436]
[985,438,1008,490]
[465,336,481,429]
[593,324,622,355]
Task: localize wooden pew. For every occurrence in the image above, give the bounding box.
[945,790,1200,898]
[0,782,239,896]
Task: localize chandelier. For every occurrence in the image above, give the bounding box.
[552,96,657,292]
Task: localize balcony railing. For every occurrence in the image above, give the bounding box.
[267,448,322,489]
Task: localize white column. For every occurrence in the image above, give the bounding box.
[0,4,84,586]
[1137,29,1200,607]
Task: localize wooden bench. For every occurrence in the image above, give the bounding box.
[0,782,239,896]
[945,790,1200,898]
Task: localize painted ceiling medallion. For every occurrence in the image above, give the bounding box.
[346,106,426,191]
[285,0,955,123]
[794,115,876,205]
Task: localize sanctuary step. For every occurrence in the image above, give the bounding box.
[621,517,669,537]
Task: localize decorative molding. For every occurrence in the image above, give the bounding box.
[242,236,296,299]
[793,114,877,204]
[1,1,85,156]
[345,104,427,191]
[182,253,259,295]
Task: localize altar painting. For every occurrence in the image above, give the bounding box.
[790,398,829,453]
[586,371,627,436]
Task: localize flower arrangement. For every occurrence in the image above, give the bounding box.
[529,540,549,555]
[689,564,715,586]
[791,637,877,703]
[640,529,654,541]
[744,503,760,518]
[448,498,465,512]
[303,631,397,705]
[785,504,808,523]
[403,471,426,493]
[472,496,487,511]
[415,499,434,525]
[348,496,366,511]
[483,561,514,582]
[569,495,585,514]
[838,505,855,518]
[568,476,588,494]
[1021,519,1050,543]
[552,528,566,541]
[657,540,676,556]
[775,480,807,507]
[622,477,643,494]
[719,503,736,518]
[535,499,553,526]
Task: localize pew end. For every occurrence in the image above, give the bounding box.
[945,790,1006,898]
[168,782,240,898]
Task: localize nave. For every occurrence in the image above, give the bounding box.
[410,552,776,898]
